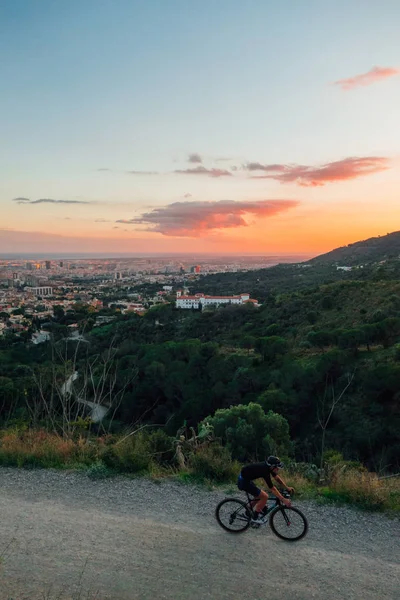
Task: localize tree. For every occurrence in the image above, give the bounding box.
[53,306,65,320]
[337,328,364,356]
[201,402,291,461]
[317,370,355,478]
[255,336,288,363]
[307,330,333,350]
[258,389,290,415]
[375,317,400,348]
[240,335,256,354]
[0,376,17,421]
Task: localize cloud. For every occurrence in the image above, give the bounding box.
[97,168,111,172]
[174,166,232,178]
[13,197,91,204]
[245,163,287,173]
[95,218,111,223]
[188,153,202,164]
[126,170,158,175]
[245,156,389,186]
[184,193,192,198]
[116,199,299,237]
[334,66,400,90]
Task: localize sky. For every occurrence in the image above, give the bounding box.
[1,0,400,256]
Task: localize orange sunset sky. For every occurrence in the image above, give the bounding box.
[1,1,400,256]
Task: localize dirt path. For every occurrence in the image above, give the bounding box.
[0,469,398,600]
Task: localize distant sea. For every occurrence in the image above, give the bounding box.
[0,252,313,262]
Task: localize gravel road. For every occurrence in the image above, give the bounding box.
[0,468,398,600]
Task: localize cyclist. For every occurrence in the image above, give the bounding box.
[237,456,294,523]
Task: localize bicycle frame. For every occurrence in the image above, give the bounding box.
[244,491,281,517]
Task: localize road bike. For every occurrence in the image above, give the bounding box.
[215,490,308,541]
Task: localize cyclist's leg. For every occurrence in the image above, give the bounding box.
[254,490,268,513]
[239,479,268,515]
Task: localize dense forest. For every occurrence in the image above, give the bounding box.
[1,272,400,473]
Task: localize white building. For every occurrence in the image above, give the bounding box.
[176,293,255,310]
[25,286,53,296]
[176,295,201,309]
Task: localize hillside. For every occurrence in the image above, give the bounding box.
[184,231,400,301]
[79,277,400,472]
[309,230,400,266]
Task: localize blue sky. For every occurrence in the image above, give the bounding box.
[1,0,400,254]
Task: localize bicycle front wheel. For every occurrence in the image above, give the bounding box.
[215,498,251,533]
[269,506,308,541]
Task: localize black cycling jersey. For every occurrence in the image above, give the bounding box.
[240,462,276,489]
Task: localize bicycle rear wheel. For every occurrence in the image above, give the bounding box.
[215,498,251,533]
[269,506,308,541]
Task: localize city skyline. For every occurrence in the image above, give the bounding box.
[1,0,400,255]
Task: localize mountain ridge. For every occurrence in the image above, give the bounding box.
[309,230,400,265]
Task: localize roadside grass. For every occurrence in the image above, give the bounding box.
[0,428,398,513]
[318,471,400,512]
[0,429,101,469]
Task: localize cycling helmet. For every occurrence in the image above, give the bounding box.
[266,456,284,469]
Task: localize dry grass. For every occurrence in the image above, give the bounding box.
[0,429,101,468]
[323,469,400,512]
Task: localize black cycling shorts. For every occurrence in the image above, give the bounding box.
[237,475,261,497]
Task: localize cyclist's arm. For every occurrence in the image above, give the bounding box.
[274,474,291,490]
[267,473,292,506]
[274,475,295,494]
[269,485,286,501]
[264,474,288,504]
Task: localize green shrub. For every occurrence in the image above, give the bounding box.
[188,443,239,483]
[101,432,153,473]
[299,340,312,349]
[201,403,292,462]
[86,460,113,479]
[323,449,345,465]
[288,461,320,483]
[147,430,175,465]
[323,450,365,482]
